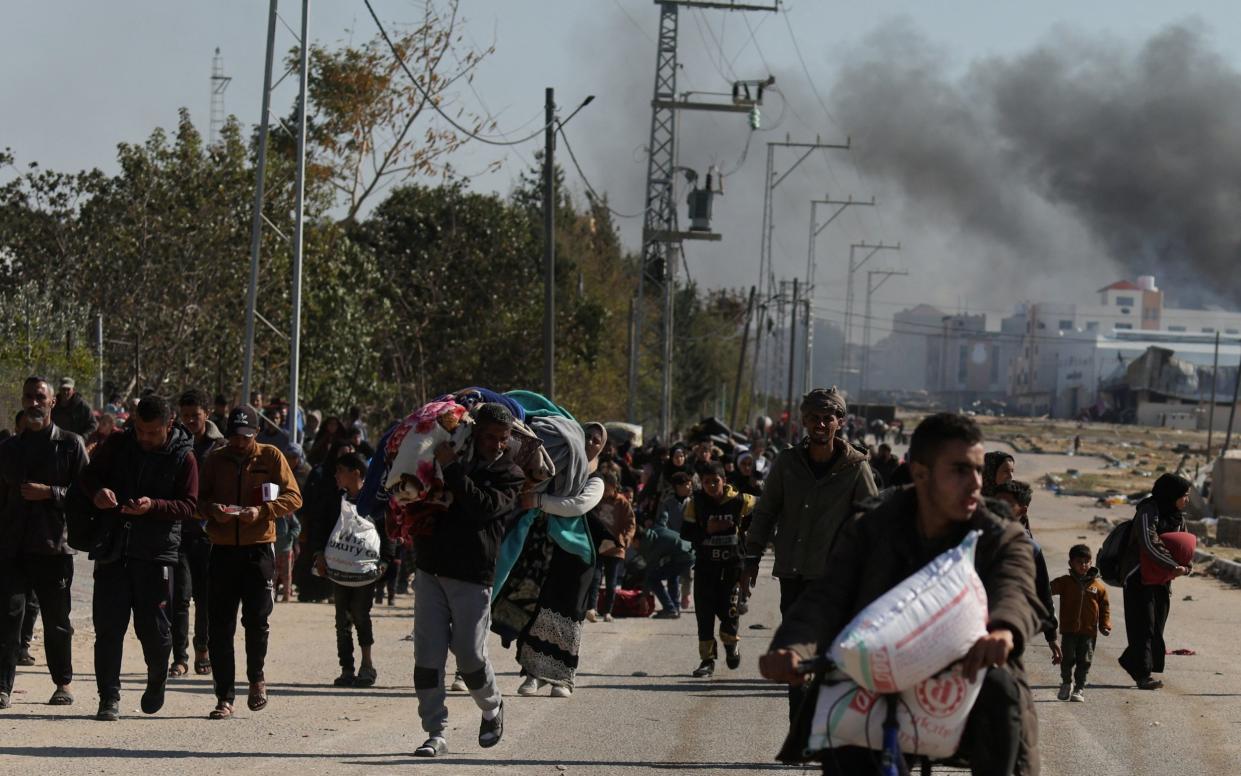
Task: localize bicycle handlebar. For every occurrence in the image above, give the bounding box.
[795,656,835,675]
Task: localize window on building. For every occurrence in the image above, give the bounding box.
[1037,322,1046,330]
[1168,326,1186,332]
[1228,329,1239,335]
[990,346,1000,383]
[1085,322,1099,332]
[1202,327,1215,333]
[1115,323,1133,330]
[1115,296,1135,307]
[1059,320,1073,330]
[958,345,968,383]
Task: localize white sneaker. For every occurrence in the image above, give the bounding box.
[517,676,544,696]
[1070,687,1085,703]
[585,609,598,623]
[603,613,614,623]
[450,674,468,693]
[550,684,572,698]
[1057,682,1072,701]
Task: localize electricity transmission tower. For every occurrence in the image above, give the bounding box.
[629,0,777,443]
[839,241,900,394]
[860,268,908,397]
[209,47,232,144]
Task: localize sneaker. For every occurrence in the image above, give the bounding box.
[1137,677,1164,690]
[478,702,504,748]
[413,736,448,757]
[603,613,614,623]
[0,692,10,709]
[333,670,356,687]
[517,676,544,696]
[585,609,598,623]
[692,659,715,678]
[95,698,120,722]
[141,673,167,714]
[725,644,741,670]
[1057,681,1072,701]
[550,684,572,698]
[17,648,35,667]
[1070,688,1085,702]
[652,609,681,619]
[450,674,468,693]
[48,686,74,706]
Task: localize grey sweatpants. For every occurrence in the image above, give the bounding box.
[413,572,502,735]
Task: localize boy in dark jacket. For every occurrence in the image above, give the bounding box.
[1050,545,1111,703]
[681,461,755,677]
[312,452,393,687]
[80,395,198,721]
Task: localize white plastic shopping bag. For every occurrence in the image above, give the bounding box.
[806,665,983,759]
[830,531,988,693]
[324,496,385,587]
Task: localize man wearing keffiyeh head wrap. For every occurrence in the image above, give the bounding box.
[743,386,878,719]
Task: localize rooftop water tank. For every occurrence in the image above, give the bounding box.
[1137,275,1158,292]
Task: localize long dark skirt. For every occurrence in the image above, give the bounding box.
[492,517,595,688]
[1118,574,1170,681]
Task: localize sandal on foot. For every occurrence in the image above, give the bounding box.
[247,681,268,711]
[194,652,212,675]
[354,665,377,688]
[208,701,233,720]
[169,662,189,678]
[48,687,74,706]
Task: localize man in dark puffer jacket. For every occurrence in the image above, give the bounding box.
[80,395,198,722]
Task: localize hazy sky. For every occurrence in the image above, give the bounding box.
[6,1,1241,327]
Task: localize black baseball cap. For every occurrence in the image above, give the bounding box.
[226,405,260,438]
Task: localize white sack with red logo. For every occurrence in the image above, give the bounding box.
[830,530,987,694]
[806,665,983,759]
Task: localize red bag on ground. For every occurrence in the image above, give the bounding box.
[603,588,655,618]
[1140,531,1196,585]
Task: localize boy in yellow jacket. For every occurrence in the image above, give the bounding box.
[1051,544,1111,702]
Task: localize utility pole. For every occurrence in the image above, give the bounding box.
[95,312,104,409]
[1207,332,1220,460]
[785,277,799,439]
[860,269,908,398]
[633,0,776,442]
[286,0,309,442]
[839,241,900,394]
[543,87,556,401]
[1223,346,1241,454]
[749,137,851,413]
[729,286,756,430]
[241,0,279,406]
[804,195,874,391]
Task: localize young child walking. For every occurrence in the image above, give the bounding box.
[1050,544,1112,702]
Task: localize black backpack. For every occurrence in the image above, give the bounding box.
[1097,518,1133,587]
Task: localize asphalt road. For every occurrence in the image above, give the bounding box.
[1,446,1238,774]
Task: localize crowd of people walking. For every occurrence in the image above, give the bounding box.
[0,376,1199,775]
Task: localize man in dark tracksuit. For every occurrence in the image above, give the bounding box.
[171,389,226,677]
[681,461,755,678]
[81,395,198,721]
[0,376,88,709]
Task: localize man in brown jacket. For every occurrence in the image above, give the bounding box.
[199,405,302,719]
[760,413,1044,776]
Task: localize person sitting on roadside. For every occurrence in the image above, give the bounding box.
[633,513,695,619]
[759,413,1045,776]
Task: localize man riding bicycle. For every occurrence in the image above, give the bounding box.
[759,413,1045,776]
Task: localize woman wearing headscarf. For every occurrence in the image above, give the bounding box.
[1118,473,1192,690]
[492,401,606,700]
[728,451,762,498]
[982,450,1015,497]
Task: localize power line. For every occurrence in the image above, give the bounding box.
[611,0,655,44]
[363,0,559,147]
[779,7,844,135]
[557,121,650,220]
